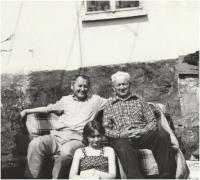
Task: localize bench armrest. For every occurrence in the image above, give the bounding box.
[25,112,59,137]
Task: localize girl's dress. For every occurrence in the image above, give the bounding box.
[80,147,109,173]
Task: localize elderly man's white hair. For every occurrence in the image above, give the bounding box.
[111,71,130,83]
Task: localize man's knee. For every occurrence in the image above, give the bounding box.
[111,140,138,155]
[157,130,170,142]
[59,148,73,157]
[28,137,43,151]
[55,155,72,165]
[28,135,55,153]
[59,140,83,156]
[112,140,128,150]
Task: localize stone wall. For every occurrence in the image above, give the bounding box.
[179,77,199,127]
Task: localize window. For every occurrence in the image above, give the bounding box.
[82,0,147,22]
[85,1,140,14]
[116,1,139,9]
[86,1,111,12]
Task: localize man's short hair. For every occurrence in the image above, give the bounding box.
[72,73,91,86]
[111,71,130,83]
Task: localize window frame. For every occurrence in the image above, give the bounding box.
[84,1,113,15]
[82,0,147,22]
[115,1,141,12]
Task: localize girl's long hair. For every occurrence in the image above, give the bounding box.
[82,120,105,146]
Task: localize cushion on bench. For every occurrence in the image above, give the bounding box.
[26,113,58,137]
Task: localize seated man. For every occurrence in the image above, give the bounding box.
[102,71,176,179]
[20,74,107,179]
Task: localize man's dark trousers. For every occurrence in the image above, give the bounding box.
[110,130,176,179]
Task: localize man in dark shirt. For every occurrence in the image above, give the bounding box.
[103,71,175,179]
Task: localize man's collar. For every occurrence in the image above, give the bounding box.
[72,93,92,102]
[110,93,139,104]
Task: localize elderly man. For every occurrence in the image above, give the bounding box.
[20,74,107,179]
[103,71,175,179]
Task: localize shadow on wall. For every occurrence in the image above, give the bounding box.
[82,15,148,28]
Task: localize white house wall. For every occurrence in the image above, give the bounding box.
[1,1,199,73]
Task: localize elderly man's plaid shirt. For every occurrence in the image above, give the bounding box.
[103,94,157,138]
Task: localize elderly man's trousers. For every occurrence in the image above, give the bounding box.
[25,135,83,179]
[110,129,176,179]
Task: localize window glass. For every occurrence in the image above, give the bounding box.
[87,1,110,12]
[116,1,139,9]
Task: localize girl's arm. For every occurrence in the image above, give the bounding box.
[69,149,82,179]
[95,147,116,179]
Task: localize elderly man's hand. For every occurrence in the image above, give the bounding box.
[128,129,146,138]
[119,127,146,139]
[119,127,132,138]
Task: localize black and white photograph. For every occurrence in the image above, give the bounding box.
[1,0,199,179]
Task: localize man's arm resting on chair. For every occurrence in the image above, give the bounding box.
[20,107,63,118]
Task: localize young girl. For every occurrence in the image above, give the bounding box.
[69,120,116,179]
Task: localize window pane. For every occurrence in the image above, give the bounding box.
[116,1,139,9]
[87,1,110,12]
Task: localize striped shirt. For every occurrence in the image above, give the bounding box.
[103,94,157,139]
